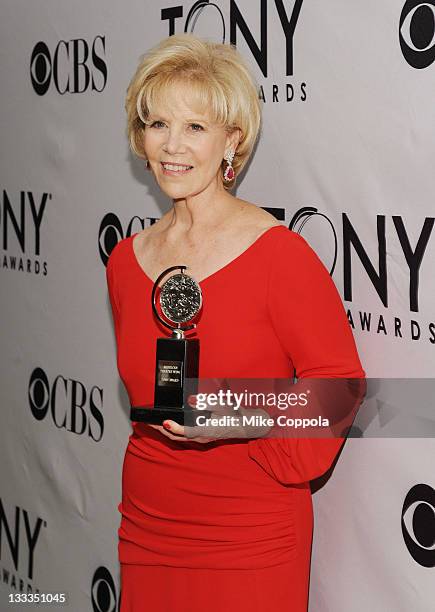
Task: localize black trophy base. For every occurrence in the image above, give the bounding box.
[130,405,212,426]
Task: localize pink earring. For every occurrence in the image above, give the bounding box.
[223,150,235,182]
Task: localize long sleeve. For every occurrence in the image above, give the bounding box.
[247,230,366,485]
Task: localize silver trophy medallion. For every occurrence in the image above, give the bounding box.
[160,272,202,324]
[152,266,202,333]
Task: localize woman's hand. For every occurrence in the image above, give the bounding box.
[147,399,274,444]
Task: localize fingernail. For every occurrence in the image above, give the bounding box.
[163,421,171,430]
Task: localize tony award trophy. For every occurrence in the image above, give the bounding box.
[130,265,210,426]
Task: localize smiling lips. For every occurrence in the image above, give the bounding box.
[161,162,193,175]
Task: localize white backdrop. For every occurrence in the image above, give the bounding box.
[1,1,434,610]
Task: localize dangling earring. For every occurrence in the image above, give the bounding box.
[223,150,235,182]
[145,159,150,170]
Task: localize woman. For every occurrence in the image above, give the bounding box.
[106,33,365,611]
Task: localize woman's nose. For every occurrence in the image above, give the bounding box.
[163,127,186,154]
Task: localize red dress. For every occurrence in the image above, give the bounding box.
[106,225,365,611]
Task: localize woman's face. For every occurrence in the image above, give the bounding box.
[143,83,237,200]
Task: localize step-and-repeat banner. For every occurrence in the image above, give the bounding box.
[1,1,434,610]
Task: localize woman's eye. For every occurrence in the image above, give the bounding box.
[147,121,203,131]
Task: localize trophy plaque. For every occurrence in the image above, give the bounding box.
[130,265,211,426]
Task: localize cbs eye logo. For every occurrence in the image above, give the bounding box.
[399,1,435,68]
[99,213,124,267]
[30,37,107,95]
[91,567,120,612]
[401,483,435,567]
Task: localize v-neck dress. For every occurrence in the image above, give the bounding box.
[106,224,365,611]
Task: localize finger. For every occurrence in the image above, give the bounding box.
[163,420,185,437]
[148,421,183,435]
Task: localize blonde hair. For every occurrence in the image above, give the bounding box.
[125,33,262,190]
